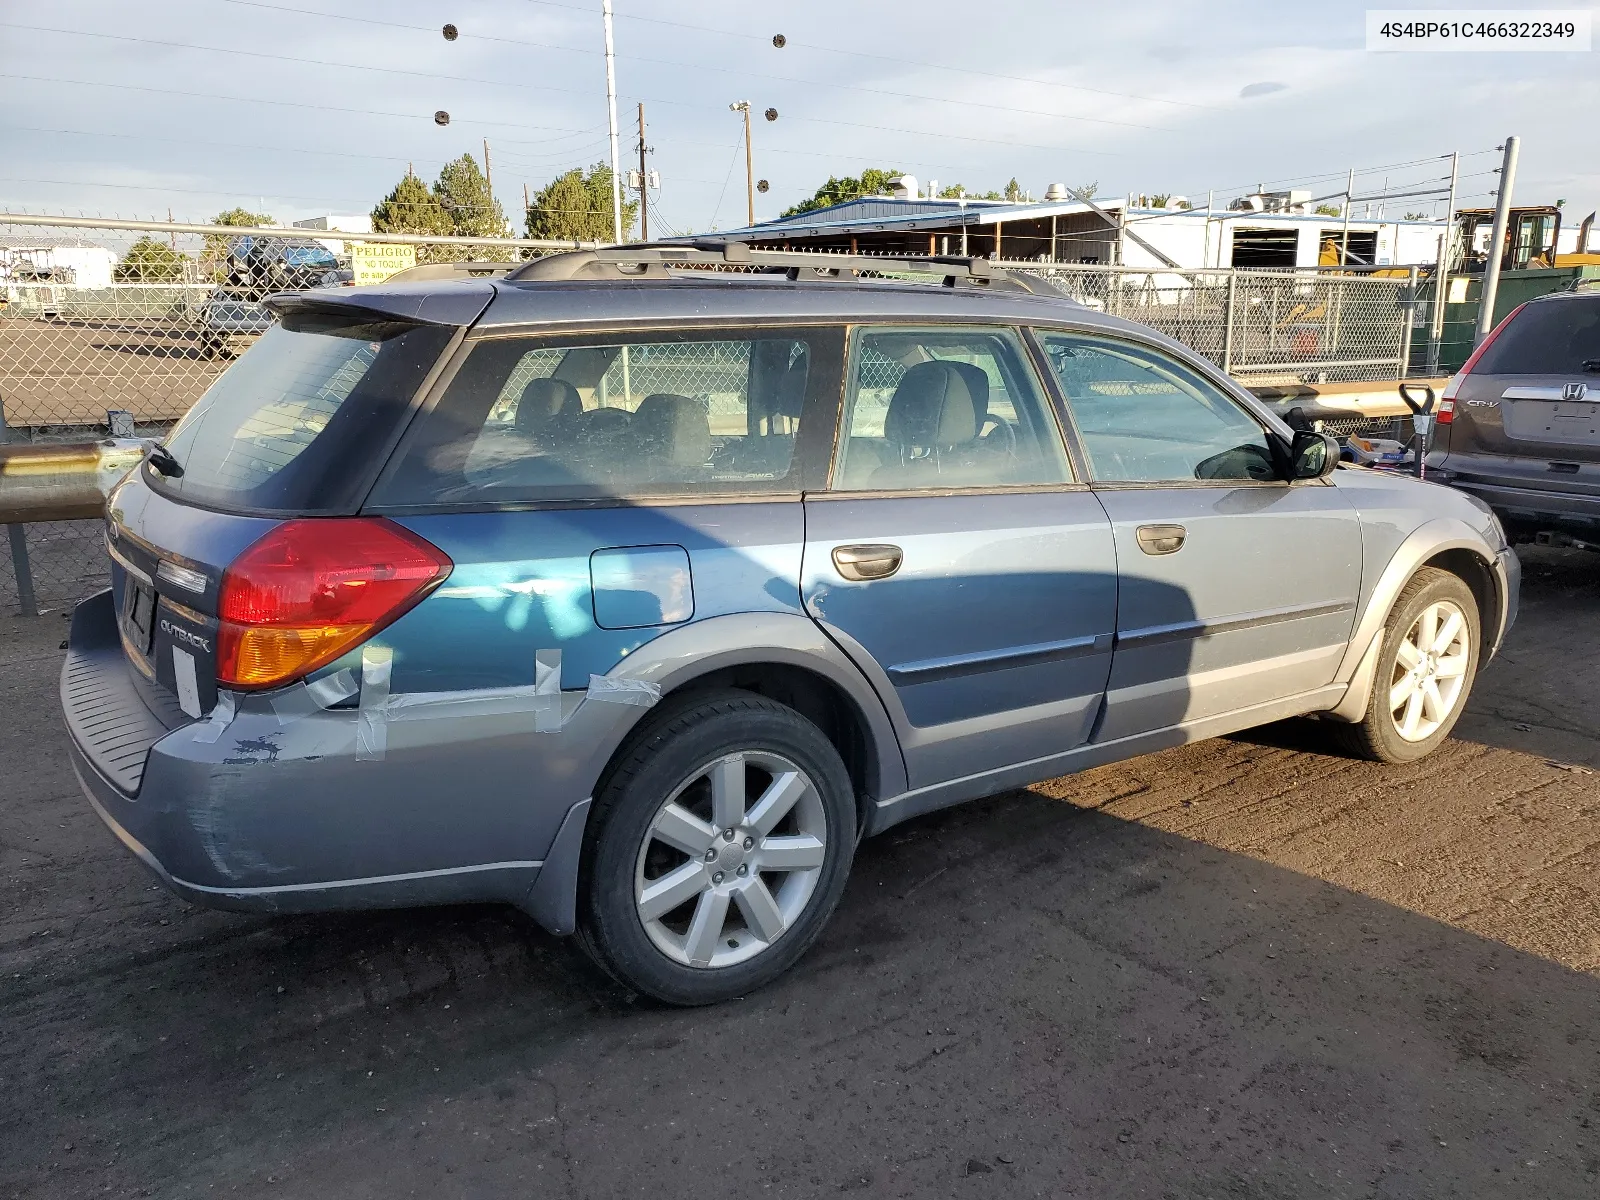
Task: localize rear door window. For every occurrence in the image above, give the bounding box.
[832,326,1072,490]
[1475,297,1600,375]
[152,313,454,514]
[373,328,842,505]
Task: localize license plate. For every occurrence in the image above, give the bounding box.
[121,579,157,657]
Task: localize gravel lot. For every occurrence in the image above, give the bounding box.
[2,545,1597,1199]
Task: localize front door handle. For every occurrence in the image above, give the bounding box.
[832,543,903,581]
[1135,524,1186,555]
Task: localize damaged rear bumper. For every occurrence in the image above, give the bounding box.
[61,589,610,933]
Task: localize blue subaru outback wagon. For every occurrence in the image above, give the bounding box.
[62,246,1518,1004]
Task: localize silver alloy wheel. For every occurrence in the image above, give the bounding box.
[1388,598,1472,742]
[633,749,828,969]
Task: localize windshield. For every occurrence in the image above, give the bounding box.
[152,312,454,514]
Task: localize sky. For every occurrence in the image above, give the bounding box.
[0,0,1596,235]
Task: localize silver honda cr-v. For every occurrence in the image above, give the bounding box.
[1432,284,1600,548]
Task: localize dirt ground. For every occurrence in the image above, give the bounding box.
[0,317,228,427]
[2,546,1597,1199]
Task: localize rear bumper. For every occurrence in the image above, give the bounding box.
[60,590,597,932]
[1439,474,1600,537]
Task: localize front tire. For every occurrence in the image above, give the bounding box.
[578,690,856,1005]
[1330,567,1480,763]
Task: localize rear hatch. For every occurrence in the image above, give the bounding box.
[105,290,475,722]
[1440,292,1600,496]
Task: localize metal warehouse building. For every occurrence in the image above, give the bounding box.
[693,185,1450,271]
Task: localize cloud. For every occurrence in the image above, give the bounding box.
[1239,81,1288,99]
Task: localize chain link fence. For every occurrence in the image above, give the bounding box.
[0,216,581,612]
[1,215,1441,614]
[1003,263,1425,385]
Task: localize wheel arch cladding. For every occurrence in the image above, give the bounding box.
[662,662,881,834]
[1421,547,1498,665]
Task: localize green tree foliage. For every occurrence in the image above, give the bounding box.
[213,207,273,228]
[114,236,189,283]
[371,171,454,236]
[433,153,507,237]
[1003,178,1023,201]
[525,163,637,243]
[1314,203,1342,217]
[780,168,905,218]
[1404,211,1428,220]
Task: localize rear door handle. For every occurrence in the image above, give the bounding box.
[832,543,903,581]
[1135,524,1186,555]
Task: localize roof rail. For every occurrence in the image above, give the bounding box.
[504,242,1064,296]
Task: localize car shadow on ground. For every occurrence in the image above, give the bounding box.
[5,784,1599,1199]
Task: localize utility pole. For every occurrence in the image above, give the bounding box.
[1340,167,1354,267]
[523,181,530,233]
[637,102,650,242]
[1475,136,1520,345]
[1427,150,1460,374]
[729,101,753,226]
[602,0,623,244]
[482,138,493,228]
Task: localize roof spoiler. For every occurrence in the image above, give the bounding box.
[505,242,1065,296]
[262,279,495,327]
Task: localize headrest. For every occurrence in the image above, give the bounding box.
[883,361,979,449]
[515,377,581,437]
[631,393,711,466]
[773,360,809,419]
[945,361,991,421]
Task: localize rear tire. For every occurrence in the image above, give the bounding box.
[578,689,856,1006]
[1328,567,1480,763]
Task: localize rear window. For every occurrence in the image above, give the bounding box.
[372,327,839,506]
[1475,297,1600,375]
[151,313,454,514]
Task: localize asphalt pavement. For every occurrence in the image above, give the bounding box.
[2,545,1597,1199]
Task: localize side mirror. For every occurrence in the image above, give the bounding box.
[1289,430,1338,480]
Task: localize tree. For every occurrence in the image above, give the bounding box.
[1314,203,1342,217]
[1404,211,1428,220]
[1068,181,1098,201]
[371,171,454,236]
[525,163,636,243]
[432,153,507,237]
[115,236,189,283]
[1003,178,1023,201]
[780,168,904,218]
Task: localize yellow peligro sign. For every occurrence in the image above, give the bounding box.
[350,242,416,285]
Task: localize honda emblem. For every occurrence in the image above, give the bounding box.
[1562,382,1588,401]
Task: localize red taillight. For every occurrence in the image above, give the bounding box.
[1436,397,1456,425]
[217,518,451,689]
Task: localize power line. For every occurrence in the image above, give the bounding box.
[3,23,1126,160]
[517,0,1217,112]
[214,0,1172,134]
[0,177,363,205]
[0,71,1024,182]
